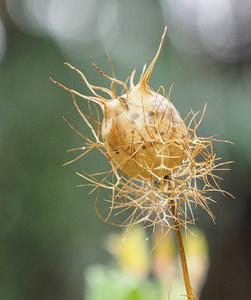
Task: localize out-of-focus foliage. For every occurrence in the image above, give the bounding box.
[85,227,208,300]
[85,226,208,300]
[0,0,250,299]
[85,267,162,300]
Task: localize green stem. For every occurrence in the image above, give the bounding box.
[171,202,196,300]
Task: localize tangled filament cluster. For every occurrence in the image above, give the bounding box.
[51,28,231,232]
[71,101,227,231]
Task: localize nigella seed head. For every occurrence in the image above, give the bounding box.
[50,27,233,232]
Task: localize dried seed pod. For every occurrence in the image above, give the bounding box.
[51,27,187,180]
[102,79,187,179]
[50,27,232,231]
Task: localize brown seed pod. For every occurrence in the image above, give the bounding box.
[50,27,232,230]
[102,73,188,179]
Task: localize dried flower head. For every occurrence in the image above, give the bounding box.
[50,27,232,232]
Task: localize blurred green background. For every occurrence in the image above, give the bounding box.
[0,0,250,299]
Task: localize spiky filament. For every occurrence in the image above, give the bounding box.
[50,28,168,108]
[141,27,167,88]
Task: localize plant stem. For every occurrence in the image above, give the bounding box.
[171,201,195,300]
